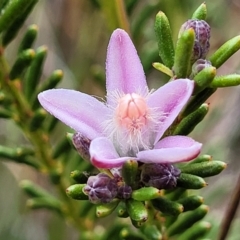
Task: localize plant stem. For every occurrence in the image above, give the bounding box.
[218,173,240,240]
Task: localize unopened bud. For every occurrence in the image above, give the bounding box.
[72,132,91,160]
[141,163,181,189]
[83,173,118,204]
[179,20,210,62]
[117,185,132,200]
[191,59,212,77]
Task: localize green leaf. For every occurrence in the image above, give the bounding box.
[52,135,72,159]
[9,49,35,80]
[192,3,207,20]
[132,187,161,201]
[178,221,211,240]
[173,28,195,78]
[0,0,37,34]
[29,108,47,131]
[193,66,216,94]
[167,205,209,236]
[181,87,216,117]
[152,197,183,216]
[152,62,173,77]
[174,103,209,136]
[70,170,89,184]
[154,11,174,68]
[178,195,204,211]
[210,74,240,88]
[26,197,63,214]
[209,36,240,68]
[122,159,138,188]
[177,173,207,189]
[96,199,120,218]
[18,24,38,53]
[126,199,148,222]
[187,154,212,165]
[180,161,227,177]
[24,45,47,100]
[66,184,88,200]
[2,0,38,46]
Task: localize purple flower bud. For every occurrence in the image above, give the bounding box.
[117,185,132,199]
[191,59,212,77]
[179,19,210,62]
[73,132,91,160]
[141,163,181,189]
[83,173,118,204]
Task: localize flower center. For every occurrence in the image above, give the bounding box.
[115,93,148,132]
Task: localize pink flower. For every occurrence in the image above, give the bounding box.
[38,29,202,169]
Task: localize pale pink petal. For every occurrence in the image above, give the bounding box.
[90,137,135,168]
[106,29,148,105]
[148,79,194,144]
[38,89,110,140]
[137,136,202,163]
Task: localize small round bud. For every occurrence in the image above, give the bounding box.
[72,132,91,160]
[83,173,118,204]
[179,20,210,61]
[191,59,212,76]
[141,163,181,189]
[117,185,132,199]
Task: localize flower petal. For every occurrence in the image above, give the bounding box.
[137,136,202,164]
[148,79,194,143]
[90,137,134,168]
[38,89,110,140]
[106,29,147,105]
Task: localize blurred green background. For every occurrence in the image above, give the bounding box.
[0,0,240,239]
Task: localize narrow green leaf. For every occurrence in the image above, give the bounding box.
[174,103,209,135]
[154,11,174,68]
[181,87,216,117]
[29,108,47,131]
[132,187,161,201]
[152,62,173,77]
[96,199,120,218]
[122,159,138,188]
[9,49,35,80]
[180,161,227,177]
[20,180,56,199]
[126,199,148,222]
[173,28,195,78]
[152,197,183,216]
[66,184,88,200]
[178,195,204,211]
[192,3,207,20]
[0,0,37,33]
[26,197,63,214]
[187,154,212,165]
[167,205,209,236]
[2,0,38,46]
[193,66,216,94]
[70,170,89,184]
[24,45,47,100]
[178,221,211,240]
[177,173,207,189]
[209,36,240,68]
[52,135,71,159]
[18,24,38,53]
[210,74,240,88]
